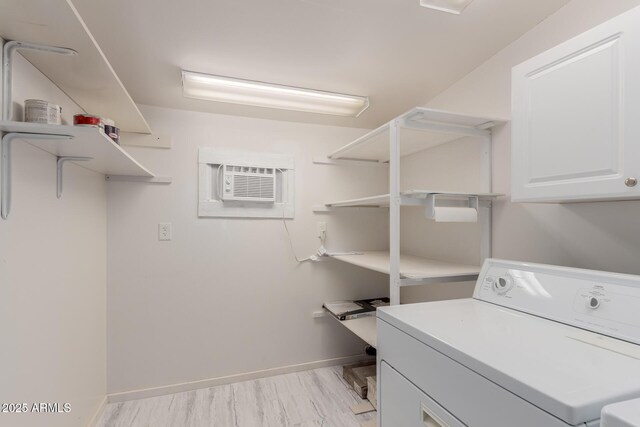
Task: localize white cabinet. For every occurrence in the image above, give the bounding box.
[511,6,640,202]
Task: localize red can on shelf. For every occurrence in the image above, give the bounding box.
[73,114,102,127]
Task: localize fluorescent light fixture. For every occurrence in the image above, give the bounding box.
[419,0,474,14]
[182,71,370,117]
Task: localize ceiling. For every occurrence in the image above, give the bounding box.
[71,0,569,129]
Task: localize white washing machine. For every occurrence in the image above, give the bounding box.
[377,259,640,427]
[602,398,640,427]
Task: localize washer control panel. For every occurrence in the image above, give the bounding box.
[474,259,640,345]
[490,275,514,295]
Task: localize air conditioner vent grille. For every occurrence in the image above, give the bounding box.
[222,164,276,203]
[233,175,275,199]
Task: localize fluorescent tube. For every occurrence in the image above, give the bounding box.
[182,71,370,117]
[419,0,474,14]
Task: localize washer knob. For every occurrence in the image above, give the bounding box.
[588,297,600,309]
[493,275,513,295]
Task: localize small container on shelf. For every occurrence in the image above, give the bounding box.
[104,124,120,144]
[101,117,120,144]
[24,99,62,125]
[74,113,103,128]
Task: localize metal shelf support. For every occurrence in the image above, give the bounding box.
[1,132,74,219]
[57,156,92,198]
[399,275,480,287]
[389,120,401,306]
[3,40,77,121]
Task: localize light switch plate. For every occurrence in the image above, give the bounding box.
[317,221,327,239]
[158,223,172,241]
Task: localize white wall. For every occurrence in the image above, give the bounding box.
[106,105,389,394]
[425,0,640,274]
[0,51,107,426]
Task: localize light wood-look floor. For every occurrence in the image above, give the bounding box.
[97,366,376,427]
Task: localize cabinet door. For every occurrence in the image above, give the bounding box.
[512,6,640,202]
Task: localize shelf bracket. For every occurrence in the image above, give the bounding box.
[57,156,92,199]
[1,132,74,219]
[3,40,77,121]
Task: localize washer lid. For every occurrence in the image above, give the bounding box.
[378,299,640,426]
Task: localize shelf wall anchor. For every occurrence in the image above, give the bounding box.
[57,156,92,199]
[2,40,77,121]
[1,132,74,220]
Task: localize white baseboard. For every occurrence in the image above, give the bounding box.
[86,396,108,427]
[107,354,371,403]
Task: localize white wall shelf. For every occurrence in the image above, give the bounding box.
[0,121,160,219]
[329,315,377,348]
[330,251,481,284]
[0,0,151,133]
[325,107,503,162]
[322,190,502,209]
[319,107,504,348]
[0,121,154,176]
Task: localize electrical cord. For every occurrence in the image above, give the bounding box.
[277,168,326,263]
[281,209,324,262]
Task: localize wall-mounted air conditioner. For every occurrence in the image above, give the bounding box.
[221,164,276,203]
[198,148,295,218]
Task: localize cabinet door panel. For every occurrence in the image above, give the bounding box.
[528,36,620,183]
[512,6,640,202]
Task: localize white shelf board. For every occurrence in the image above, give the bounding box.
[328,107,505,162]
[325,190,503,208]
[0,121,153,176]
[402,189,503,199]
[0,0,151,133]
[330,315,377,348]
[326,194,391,208]
[331,251,481,281]
[330,126,460,162]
